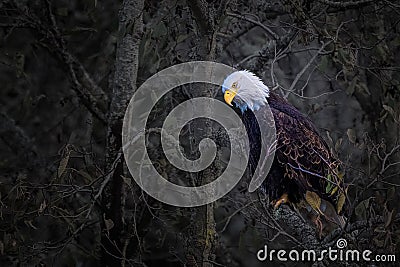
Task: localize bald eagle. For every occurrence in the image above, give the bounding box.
[222,70,347,228]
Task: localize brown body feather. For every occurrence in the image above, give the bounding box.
[242,92,346,215]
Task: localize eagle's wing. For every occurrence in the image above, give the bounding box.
[268,93,346,214]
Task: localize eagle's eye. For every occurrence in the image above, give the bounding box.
[232,82,238,88]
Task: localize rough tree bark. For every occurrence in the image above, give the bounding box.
[184,1,228,266]
[102,0,144,265]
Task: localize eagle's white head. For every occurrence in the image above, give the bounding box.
[221,70,270,113]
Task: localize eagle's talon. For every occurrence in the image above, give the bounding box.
[273,193,289,210]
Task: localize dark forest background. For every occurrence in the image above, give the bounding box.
[1,0,400,266]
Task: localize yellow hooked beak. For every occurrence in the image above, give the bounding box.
[224,89,237,106]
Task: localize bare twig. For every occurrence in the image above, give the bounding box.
[284,41,332,97]
[1,1,108,123]
[226,12,279,40]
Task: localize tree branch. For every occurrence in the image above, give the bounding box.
[284,41,331,97]
[226,12,279,40]
[2,1,109,123]
[186,0,214,35]
[274,205,320,249]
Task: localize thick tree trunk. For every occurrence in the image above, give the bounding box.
[102,0,144,266]
[184,1,227,266]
